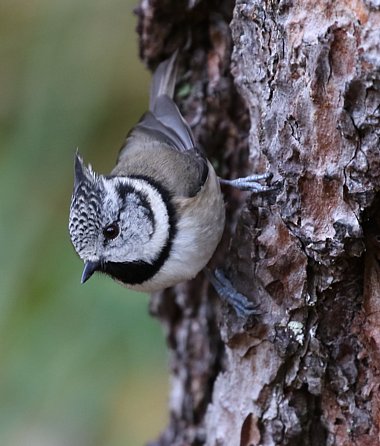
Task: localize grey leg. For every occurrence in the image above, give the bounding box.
[206,268,260,318]
[219,172,276,193]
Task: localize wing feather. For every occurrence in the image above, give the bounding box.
[116,53,208,197]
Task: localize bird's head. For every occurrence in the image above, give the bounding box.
[68,154,168,284]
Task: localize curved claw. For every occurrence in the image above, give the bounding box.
[219,172,276,194]
[206,268,260,318]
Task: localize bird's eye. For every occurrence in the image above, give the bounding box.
[103,223,119,240]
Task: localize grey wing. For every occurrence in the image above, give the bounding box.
[137,97,195,153]
[114,113,208,198]
[115,54,208,197]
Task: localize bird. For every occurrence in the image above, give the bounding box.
[68,53,272,316]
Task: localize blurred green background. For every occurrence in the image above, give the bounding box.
[0,0,169,445]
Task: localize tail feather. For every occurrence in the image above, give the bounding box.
[149,50,178,110]
[141,51,195,151]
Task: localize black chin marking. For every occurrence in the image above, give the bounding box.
[101,260,160,285]
[102,175,176,286]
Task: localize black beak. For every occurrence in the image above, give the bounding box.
[81,260,100,284]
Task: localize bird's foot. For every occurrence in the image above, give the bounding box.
[219,172,276,193]
[206,268,260,318]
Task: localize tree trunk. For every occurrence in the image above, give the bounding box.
[135,1,380,445]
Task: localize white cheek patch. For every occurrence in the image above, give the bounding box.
[103,177,170,264]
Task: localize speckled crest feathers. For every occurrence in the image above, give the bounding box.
[69,156,103,258]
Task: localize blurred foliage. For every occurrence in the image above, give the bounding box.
[0,0,169,445]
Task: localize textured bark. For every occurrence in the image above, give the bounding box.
[135,1,380,445]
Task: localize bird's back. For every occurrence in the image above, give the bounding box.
[113,127,207,198]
